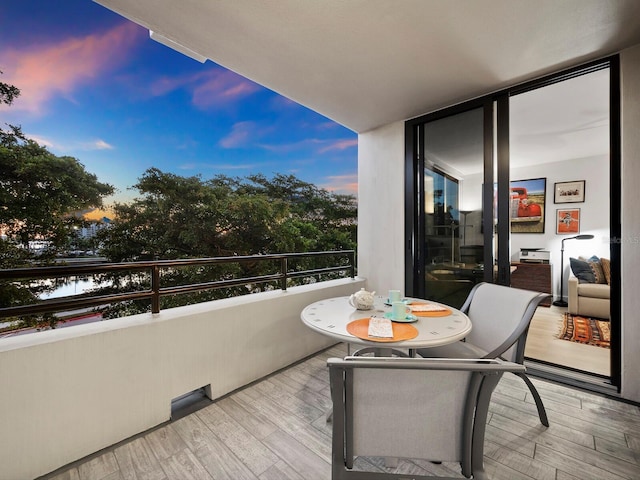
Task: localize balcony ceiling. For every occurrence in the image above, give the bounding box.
[95,0,640,134]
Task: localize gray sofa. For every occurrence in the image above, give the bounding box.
[568,275,610,320]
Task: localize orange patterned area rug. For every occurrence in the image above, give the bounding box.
[558,313,610,348]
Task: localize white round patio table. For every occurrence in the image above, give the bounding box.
[300,295,472,352]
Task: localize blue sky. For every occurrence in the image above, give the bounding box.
[0,1,358,214]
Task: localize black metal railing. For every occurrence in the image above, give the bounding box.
[0,250,355,319]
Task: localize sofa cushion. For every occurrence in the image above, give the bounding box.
[576,282,610,299]
[586,255,607,284]
[600,257,611,285]
[570,257,595,283]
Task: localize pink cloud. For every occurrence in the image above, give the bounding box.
[148,75,185,97]
[25,133,54,148]
[318,138,358,153]
[261,137,358,155]
[192,72,259,107]
[270,95,299,110]
[1,22,143,115]
[149,69,260,109]
[219,121,256,148]
[259,138,322,154]
[321,174,358,196]
[316,121,342,131]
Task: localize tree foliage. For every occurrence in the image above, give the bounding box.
[0,70,24,147]
[0,70,20,105]
[0,75,114,328]
[1,74,114,256]
[98,170,356,261]
[94,169,357,317]
[0,140,114,252]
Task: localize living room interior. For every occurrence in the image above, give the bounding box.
[421,66,612,382]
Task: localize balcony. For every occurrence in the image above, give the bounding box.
[0,253,363,479]
[42,342,640,480]
[2,253,640,479]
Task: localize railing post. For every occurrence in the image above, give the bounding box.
[281,257,288,291]
[350,251,355,278]
[151,265,161,314]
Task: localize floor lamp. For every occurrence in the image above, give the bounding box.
[459,210,473,246]
[552,234,594,307]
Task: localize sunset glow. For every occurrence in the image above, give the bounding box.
[0,0,358,209]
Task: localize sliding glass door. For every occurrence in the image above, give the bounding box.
[509,66,614,377]
[406,104,501,308]
[405,57,620,388]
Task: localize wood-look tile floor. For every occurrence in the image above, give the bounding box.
[43,343,640,480]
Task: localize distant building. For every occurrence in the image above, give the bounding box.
[79,217,112,239]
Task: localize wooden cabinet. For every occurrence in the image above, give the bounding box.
[510,262,552,306]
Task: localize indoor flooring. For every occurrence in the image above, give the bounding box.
[525,305,610,376]
[42,343,639,480]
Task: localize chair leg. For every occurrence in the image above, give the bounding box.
[515,372,549,427]
[351,347,409,357]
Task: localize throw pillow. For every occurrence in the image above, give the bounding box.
[570,257,595,283]
[586,255,607,284]
[600,257,611,285]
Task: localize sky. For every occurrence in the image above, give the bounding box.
[0,0,358,216]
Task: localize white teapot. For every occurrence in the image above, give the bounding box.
[349,288,376,310]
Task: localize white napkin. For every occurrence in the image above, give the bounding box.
[368,317,394,338]
[410,303,448,312]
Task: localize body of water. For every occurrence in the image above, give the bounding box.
[39,277,99,300]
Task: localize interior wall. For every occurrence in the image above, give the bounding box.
[510,155,610,301]
[620,44,640,401]
[458,155,610,300]
[357,121,406,295]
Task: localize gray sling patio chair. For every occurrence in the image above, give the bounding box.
[417,282,550,427]
[328,356,524,480]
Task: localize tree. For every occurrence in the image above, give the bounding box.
[98,169,356,262]
[216,173,357,253]
[0,70,24,146]
[97,168,230,261]
[0,142,114,253]
[0,70,20,105]
[94,169,357,318]
[1,74,114,256]
[0,75,114,329]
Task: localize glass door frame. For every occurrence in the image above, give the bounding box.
[404,98,498,298]
[404,56,621,389]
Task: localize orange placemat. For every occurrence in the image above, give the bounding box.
[408,302,452,317]
[346,318,419,342]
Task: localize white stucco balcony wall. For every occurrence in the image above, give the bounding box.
[0,277,365,480]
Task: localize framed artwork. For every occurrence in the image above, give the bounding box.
[556,208,580,234]
[554,180,585,203]
[510,178,546,234]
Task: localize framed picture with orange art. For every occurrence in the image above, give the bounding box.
[556,208,580,234]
